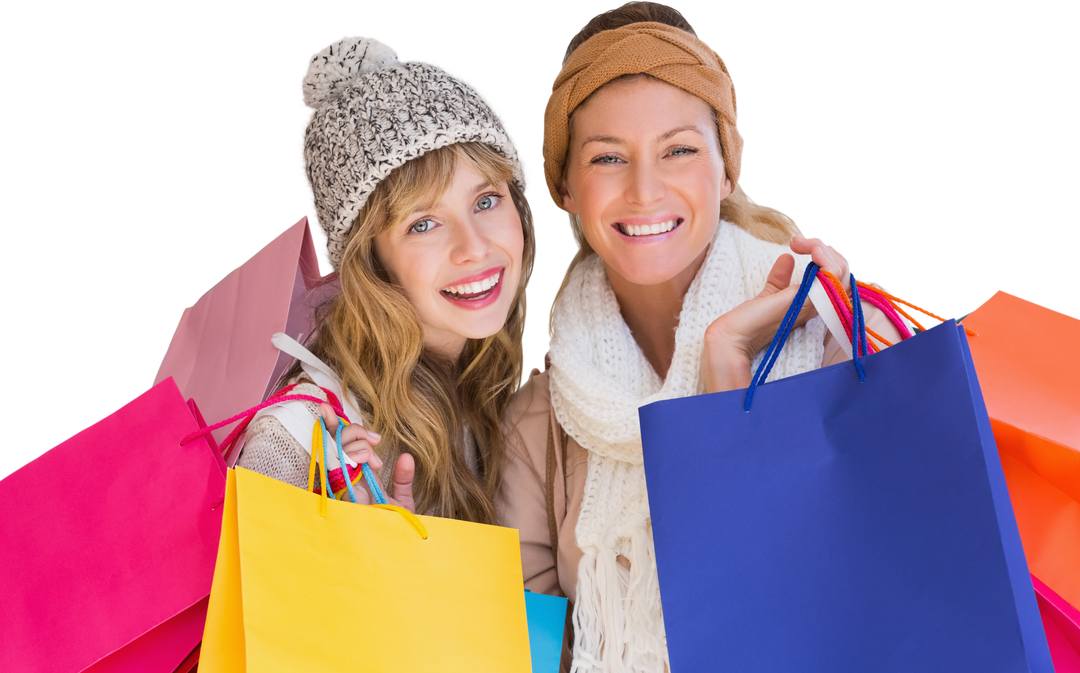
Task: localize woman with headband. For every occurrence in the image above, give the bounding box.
[238,36,534,525]
[498,4,900,670]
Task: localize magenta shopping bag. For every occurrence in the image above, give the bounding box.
[0,379,226,673]
[155,218,334,454]
[1035,574,1080,672]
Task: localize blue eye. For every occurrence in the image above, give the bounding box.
[591,155,622,164]
[409,219,435,234]
[476,194,501,212]
[669,146,698,156]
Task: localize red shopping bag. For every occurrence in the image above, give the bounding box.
[0,379,226,673]
[155,218,334,454]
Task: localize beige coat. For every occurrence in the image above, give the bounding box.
[499,369,586,603]
[497,368,583,671]
[496,308,897,669]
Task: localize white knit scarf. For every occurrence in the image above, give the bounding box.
[548,221,827,672]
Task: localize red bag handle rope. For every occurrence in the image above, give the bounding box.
[815,269,974,351]
[180,383,350,462]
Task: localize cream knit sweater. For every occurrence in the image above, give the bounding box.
[237,381,399,494]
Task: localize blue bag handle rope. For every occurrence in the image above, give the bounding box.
[850,273,868,371]
[318,416,389,505]
[744,264,867,411]
[308,416,428,538]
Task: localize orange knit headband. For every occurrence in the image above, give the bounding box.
[542,22,743,207]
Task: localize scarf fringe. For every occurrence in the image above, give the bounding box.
[571,522,667,673]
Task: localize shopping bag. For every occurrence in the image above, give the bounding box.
[155,218,334,454]
[200,464,532,671]
[799,279,1079,665]
[639,266,1053,671]
[172,645,201,673]
[0,379,226,673]
[963,291,1080,610]
[525,591,569,673]
[1034,574,1080,672]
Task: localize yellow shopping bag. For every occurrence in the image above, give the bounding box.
[201,448,531,670]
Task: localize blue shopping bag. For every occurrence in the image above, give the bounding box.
[526,591,568,673]
[639,266,1052,672]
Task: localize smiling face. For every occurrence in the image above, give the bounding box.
[373,156,524,358]
[561,75,731,288]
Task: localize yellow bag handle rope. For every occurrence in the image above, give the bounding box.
[307,417,427,539]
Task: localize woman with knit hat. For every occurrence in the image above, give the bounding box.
[498,3,901,670]
[237,36,534,526]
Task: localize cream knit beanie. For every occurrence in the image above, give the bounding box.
[295,33,535,271]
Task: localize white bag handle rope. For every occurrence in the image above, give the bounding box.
[246,333,368,470]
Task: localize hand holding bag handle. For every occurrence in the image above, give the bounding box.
[744,262,869,411]
[309,415,427,539]
[744,260,957,411]
[815,268,969,353]
[640,274,1054,670]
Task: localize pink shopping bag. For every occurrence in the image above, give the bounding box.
[0,379,226,673]
[155,218,334,455]
[1034,574,1080,672]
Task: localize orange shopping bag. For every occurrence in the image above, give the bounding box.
[964,292,1080,610]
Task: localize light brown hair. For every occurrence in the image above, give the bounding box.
[288,142,535,525]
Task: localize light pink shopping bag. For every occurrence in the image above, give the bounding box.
[155,218,334,454]
[0,379,226,673]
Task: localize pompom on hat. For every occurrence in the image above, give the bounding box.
[303,37,524,270]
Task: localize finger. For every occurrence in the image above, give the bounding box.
[810,245,834,274]
[348,482,373,505]
[753,283,817,347]
[809,244,851,292]
[790,234,838,260]
[339,426,383,469]
[792,236,843,276]
[829,241,846,271]
[339,423,382,447]
[342,440,383,470]
[390,453,416,504]
[318,403,339,433]
[759,254,795,296]
[791,236,843,290]
[707,281,802,351]
[786,234,816,254]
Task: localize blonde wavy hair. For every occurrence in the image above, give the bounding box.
[552,2,800,316]
[286,142,535,525]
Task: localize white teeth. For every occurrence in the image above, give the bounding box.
[619,219,678,236]
[442,271,500,296]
